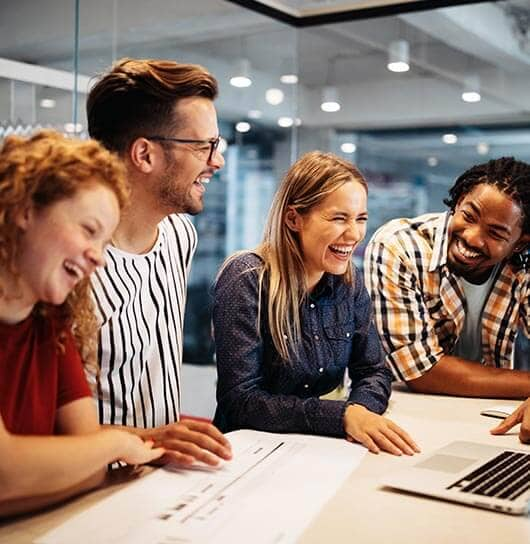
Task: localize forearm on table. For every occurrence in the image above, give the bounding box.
[100,422,152,439]
[406,355,530,398]
[0,430,127,504]
[348,361,393,414]
[220,388,346,436]
[0,469,105,518]
[348,383,391,415]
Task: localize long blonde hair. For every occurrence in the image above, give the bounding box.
[0,130,128,376]
[222,151,367,361]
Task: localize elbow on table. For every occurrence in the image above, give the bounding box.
[0,467,106,519]
[404,372,440,394]
[0,477,19,505]
[0,451,26,504]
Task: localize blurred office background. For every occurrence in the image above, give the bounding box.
[1,0,529,374]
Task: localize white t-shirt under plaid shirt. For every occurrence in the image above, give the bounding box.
[364,212,530,381]
[90,214,197,428]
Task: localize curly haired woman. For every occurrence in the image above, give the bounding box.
[0,131,163,518]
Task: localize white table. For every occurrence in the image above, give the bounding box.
[302,389,530,544]
[1,389,529,544]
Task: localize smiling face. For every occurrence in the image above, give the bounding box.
[15,183,120,308]
[156,96,224,215]
[447,183,527,283]
[287,180,368,291]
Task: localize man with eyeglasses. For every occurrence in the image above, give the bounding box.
[86,58,232,466]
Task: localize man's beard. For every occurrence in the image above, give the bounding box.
[158,152,202,215]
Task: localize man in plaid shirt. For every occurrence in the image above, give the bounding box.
[364,157,530,398]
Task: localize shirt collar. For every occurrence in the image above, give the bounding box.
[429,211,451,272]
[310,273,337,300]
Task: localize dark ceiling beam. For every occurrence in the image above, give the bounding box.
[225,0,496,27]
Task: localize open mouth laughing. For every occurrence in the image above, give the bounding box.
[329,244,354,260]
[193,175,211,194]
[64,260,85,283]
[453,238,485,265]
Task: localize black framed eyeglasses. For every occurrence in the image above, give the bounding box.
[147,135,221,162]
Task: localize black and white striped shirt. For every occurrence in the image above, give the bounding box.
[90,214,197,428]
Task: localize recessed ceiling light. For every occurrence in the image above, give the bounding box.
[476,142,489,155]
[341,142,356,154]
[230,59,252,88]
[387,40,410,73]
[427,156,438,167]
[462,75,481,103]
[230,75,252,88]
[265,88,284,106]
[278,117,294,128]
[280,74,298,84]
[462,91,481,103]
[235,121,251,133]
[64,122,83,133]
[40,98,56,109]
[321,86,341,112]
[442,133,458,144]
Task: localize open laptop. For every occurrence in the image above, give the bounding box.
[383,441,530,515]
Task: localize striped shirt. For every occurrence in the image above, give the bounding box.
[364,212,530,381]
[90,214,197,428]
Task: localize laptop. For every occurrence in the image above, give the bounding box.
[383,441,530,515]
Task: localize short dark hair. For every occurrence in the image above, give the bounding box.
[87,58,218,153]
[444,157,530,235]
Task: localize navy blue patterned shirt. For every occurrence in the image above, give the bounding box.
[213,253,392,437]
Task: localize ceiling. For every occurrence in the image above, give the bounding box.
[1,0,530,134]
[225,0,487,24]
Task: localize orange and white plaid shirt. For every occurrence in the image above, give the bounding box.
[364,212,530,381]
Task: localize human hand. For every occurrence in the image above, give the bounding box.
[116,432,165,465]
[490,398,530,444]
[145,419,232,466]
[343,404,420,456]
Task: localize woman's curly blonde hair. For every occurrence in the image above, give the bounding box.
[0,130,129,378]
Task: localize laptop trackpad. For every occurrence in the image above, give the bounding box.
[416,454,477,473]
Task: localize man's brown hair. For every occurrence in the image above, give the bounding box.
[87,58,218,153]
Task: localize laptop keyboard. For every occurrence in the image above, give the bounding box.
[447,450,530,501]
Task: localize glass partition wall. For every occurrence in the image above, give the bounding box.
[1,0,529,365]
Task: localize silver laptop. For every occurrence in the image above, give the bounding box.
[383,441,530,515]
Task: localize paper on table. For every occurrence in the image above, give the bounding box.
[37,429,366,544]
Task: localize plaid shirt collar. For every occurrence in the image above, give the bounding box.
[428,211,451,272]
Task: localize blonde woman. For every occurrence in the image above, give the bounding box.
[213,151,419,456]
[0,131,163,518]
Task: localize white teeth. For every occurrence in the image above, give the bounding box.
[457,239,480,259]
[64,261,84,280]
[196,176,210,185]
[329,245,353,255]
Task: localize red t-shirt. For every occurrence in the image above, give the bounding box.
[0,311,92,435]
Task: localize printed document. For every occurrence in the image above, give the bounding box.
[37,429,366,544]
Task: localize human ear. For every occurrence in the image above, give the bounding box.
[511,235,530,269]
[129,137,155,174]
[513,239,530,253]
[514,234,530,254]
[284,207,301,232]
[13,204,34,231]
